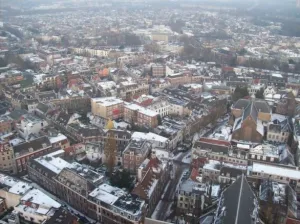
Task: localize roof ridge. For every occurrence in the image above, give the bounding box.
[234,175,244,224]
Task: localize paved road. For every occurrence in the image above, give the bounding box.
[156,157,190,221]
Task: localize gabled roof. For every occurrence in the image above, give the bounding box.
[242,101,258,123]
[13,136,51,155]
[233,99,270,113]
[8,109,28,120]
[132,169,155,200]
[36,102,50,114]
[55,111,72,126]
[214,175,258,224]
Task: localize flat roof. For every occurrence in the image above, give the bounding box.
[132,132,168,143]
[125,103,158,117]
[21,189,61,208]
[251,163,300,179]
[92,97,124,107]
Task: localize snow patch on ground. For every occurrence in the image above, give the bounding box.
[151,200,163,219]
[172,152,183,160]
[182,151,191,164]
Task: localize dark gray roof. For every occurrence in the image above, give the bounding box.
[28,159,57,179]
[36,103,50,114]
[124,140,151,155]
[253,100,270,113]
[269,124,281,133]
[68,123,103,137]
[233,99,270,113]
[106,129,131,139]
[13,136,51,155]
[233,99,250,110]
[242,102,258,122]
[55,111,72,126]
[8,109,28,120]
[44,208,78,224]
[25,99,38,104]
[214,175,258,224]
[36,91,57,101]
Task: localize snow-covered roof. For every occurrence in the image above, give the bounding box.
[89,184,126,205]
[272,73,283,78]
[250,144,279,158]
[132,132,169,143]
[9,181,32,195]
[203,160,221,171]
[49,134,67,144]
[271,113,288,123]
[89,188,119,205]
[91,97,124,107]
[251,163,300,180]
[21,189,61,208]
[257,119,264,136]
[125,103,159,117]
[34,149,70,174]
[0,174,20,187]
[152,148,170,159]
[237,144,250,150]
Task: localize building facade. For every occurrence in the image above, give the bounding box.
[122,140,152,174]
[91,97,124,120]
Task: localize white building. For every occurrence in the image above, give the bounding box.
[16,114,48,140]
[70,48,110,57]
[248,162,300,191]
[147,100,171,118]
[132,132,170,149]
[264,86,277,96]
[14,189,61,223]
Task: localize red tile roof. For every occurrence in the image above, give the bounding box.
[199,137,231,147]
[190,168,199,181]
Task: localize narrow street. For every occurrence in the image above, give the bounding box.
[155,149,190,221]
[153,117,229,222]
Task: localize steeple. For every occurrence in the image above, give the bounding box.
[106,119,114,130]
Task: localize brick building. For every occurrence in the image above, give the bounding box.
[0,115,13,135]
[117,80,149,101]
[132,156,170,215]
[124,103,159,128]
[27,150,146,224]
[231,99,271,143]
[91,97,124,120]
[122,140,152,174]
[0,142,14,173]
[13,136,53,173]
[276,92,296,117]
